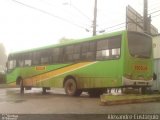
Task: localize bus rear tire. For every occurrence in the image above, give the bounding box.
[42,87,50,94]
[20,80,24,94]
[64,78,82,96]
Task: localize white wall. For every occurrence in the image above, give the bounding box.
[153,35,160,59]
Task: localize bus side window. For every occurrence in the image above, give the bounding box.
[109,37,121,58]
[18,60,24,67]
[52,48,61,63]
[96,39,109,60]
[23,52,32,66]
[64,45,74,62]
[73,44,81,61]
[32,51,40,65]
[24,60,32,66]
[96,36,121,60]
[112,48,120,58]
[40,50,50,65]
[41,57,49,65]
[81,41,95,60]
[8,60,16,70]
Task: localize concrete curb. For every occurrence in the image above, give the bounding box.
[0,84,8,88]
[0,84,17,88]
[100,94,160,106]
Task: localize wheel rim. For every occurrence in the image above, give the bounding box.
[67,82,75,94]
[65,79,77,96]
[20,80,23,87]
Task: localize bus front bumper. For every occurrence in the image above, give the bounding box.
[122,77,153,87]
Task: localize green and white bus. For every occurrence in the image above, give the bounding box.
[6,30,153,96]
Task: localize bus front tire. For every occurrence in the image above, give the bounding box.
[42,87,46,94]
[64,78,82,96]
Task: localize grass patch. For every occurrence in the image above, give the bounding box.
[100,94,160,105]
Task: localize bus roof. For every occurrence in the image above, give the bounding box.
[10,30,126,55]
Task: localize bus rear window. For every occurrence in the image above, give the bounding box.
[128,32,152,58]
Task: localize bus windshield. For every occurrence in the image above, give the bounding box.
[128,32,152,58]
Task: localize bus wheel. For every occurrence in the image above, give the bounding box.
[64,78,82,96]
[42,87,47,94]
[88,89,103,98]
[20,80,24,94]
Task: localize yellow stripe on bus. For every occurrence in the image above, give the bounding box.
[23,62,96,86]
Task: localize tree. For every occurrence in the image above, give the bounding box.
[59,37,75,43]
[0,43,7,72]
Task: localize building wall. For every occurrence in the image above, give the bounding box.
[152,35,160,91]
[152,59,160,91]
[153,35,160,59]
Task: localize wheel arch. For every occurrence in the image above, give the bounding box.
[63,75,77,87]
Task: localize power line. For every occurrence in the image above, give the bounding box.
[97,21,146,33]
[105,26,126,33]
[152,13,160,18]
[149,9,160,15]
[96,22,125,33]
[12,0,89,31]
[103,22,125,30]
[149,1,160,8]
[41,0,92,22]
[63,2,92,22]
[148,6,160,12]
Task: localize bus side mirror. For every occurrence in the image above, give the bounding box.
[153,73,157,80]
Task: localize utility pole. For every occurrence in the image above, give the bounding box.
[143,0,150,34]
[93,0,97,36]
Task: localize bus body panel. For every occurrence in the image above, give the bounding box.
[123,31,153,87]
[6,64,70,85]
[6,30,153,92]
[33,60,123,89]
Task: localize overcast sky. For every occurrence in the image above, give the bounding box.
[0,0,160,54]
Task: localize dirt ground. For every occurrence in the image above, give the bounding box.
[0,88,160,114]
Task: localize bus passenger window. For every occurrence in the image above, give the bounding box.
[8,60,16,70]
[64,44,81,62]
[52,48,62,63]
[96,35,121,60]
[24,60,31,66]
[32,52,40,65]
[73,44,81,60]
[81,41,95,60]
[102,50,109,57]
[65,45,74,61]
[18,60,24,67]
[112,48,120,57]
[96,50,110,60]
[41,57,49,65]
